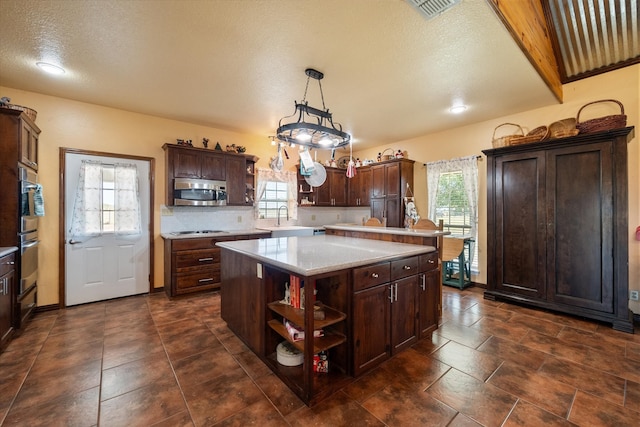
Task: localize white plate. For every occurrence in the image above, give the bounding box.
[304,162,327,187]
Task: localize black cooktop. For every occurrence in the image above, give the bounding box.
[170,230,225,235]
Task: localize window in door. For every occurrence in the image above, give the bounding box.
[69,161,141,237]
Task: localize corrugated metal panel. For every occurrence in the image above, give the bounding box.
[546,0,639,81]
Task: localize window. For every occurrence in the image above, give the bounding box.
[69,161,141,237]
[258,181,289,219]
[426,156,479,272]
[434,171,472,235]
[255,168,298,220]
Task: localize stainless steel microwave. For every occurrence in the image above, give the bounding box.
[173,178,227,206]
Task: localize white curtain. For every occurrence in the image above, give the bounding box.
[426,155,479,236]
[114,163,142,235]
[255,167,298,219]
[69,161,141,238]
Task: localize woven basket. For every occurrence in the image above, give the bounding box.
[510,125,549,145]
[492,123,524,148]
[576,99,626,134]
[549,118,579,139]
[1,104,37,122]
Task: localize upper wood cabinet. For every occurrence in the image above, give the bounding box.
[0,108,40,172]
[348,167,371,206]
[316,168,348,206]
[483,127,634,333]
[163,144,257,206]
[370,159,414,228]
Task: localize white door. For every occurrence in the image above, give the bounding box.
[65,152,150,306]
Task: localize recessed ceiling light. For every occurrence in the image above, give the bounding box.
[36,62,65,75]
[449,105,467,114]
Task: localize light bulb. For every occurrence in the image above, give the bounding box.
[296,130,312,142]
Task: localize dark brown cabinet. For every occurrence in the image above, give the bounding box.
[171,148,226,180]
[483,127,634,333]
[369,159,414,228]
[348,167,371,206]
[316,168,348,206]
[352,255,421,376]
[1,251,16,351]
[418,252,439,337]
[163,144,257,206]
[20,119,39,171]
[164,232,269,297]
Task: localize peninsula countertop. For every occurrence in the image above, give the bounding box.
[323,224,450,237]
[216,234,435,276]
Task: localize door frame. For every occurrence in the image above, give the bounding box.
[58,147,155,308]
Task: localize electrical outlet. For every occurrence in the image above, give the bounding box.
[630,290,639,301]
[237,216,242,223]
[311,215,316,221]
[160,206,173,216]
[337,214,340,220]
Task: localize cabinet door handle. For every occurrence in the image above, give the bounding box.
[198,257,213,262]
[421,273,426,291]
[371,272,379,278]
[389,285,393,302]
[395,283,398,301]
[403,265,411,270]
[198,278,214,283]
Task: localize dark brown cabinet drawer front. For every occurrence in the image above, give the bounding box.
[175,249,220,269]
[175,269,221,291]
[419,252,438,272]
[172,236,234,251]
[391,256,419,280]
[353,262,390,291]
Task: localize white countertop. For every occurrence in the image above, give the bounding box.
[217,235,435,276]
[0,246,18,258]
[323,224,449,237]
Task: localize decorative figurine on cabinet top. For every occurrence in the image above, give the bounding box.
[202,138,209,148]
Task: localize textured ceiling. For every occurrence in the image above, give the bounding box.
[0,0,558,149]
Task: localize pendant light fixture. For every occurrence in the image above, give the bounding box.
[276,68,351,149]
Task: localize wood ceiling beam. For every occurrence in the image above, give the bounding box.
[487,0,563,102]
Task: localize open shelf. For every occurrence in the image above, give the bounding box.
[267,301,346,329]
[267,319,347,354]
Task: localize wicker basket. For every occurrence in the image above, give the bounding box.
[576,99,626,134]
[549,118,579,139]
[1,104,37,122]
[492,123,524,148]
[510,125,549,145]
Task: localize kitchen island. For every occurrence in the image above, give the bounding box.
[218,235,439,406]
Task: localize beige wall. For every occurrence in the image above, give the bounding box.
[2,64,638,313]
[352,64,639,314]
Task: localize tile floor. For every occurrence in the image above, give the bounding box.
[1,286,639,426]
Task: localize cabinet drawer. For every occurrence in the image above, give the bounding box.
[171,236,234,251]
[0,253,15,276]
[18,285,36,326]
[391,256,419,280]
[353,262,390,291]
[175,269,221,291]
[175,249,220,269]
[419,252,438,272]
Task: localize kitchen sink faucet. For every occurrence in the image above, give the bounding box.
[277,205,289,226]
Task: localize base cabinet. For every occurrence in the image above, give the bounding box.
[1,252,16,351]
[164,233,269,297]
[483,127,634,332]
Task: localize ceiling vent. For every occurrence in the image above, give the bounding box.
[406,0,462,20]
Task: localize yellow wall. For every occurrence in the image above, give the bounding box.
[352,64,639,314]
[2,64,638,313]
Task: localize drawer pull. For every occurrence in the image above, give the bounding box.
[2,261,15,265]
[428,259,435,264]
[421,274,426,291]
[403,265,411,270]
[371,273,379,278]
[198,278,214,283]
[198,257,214,262]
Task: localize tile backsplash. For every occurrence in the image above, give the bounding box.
[160,205,370,233]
